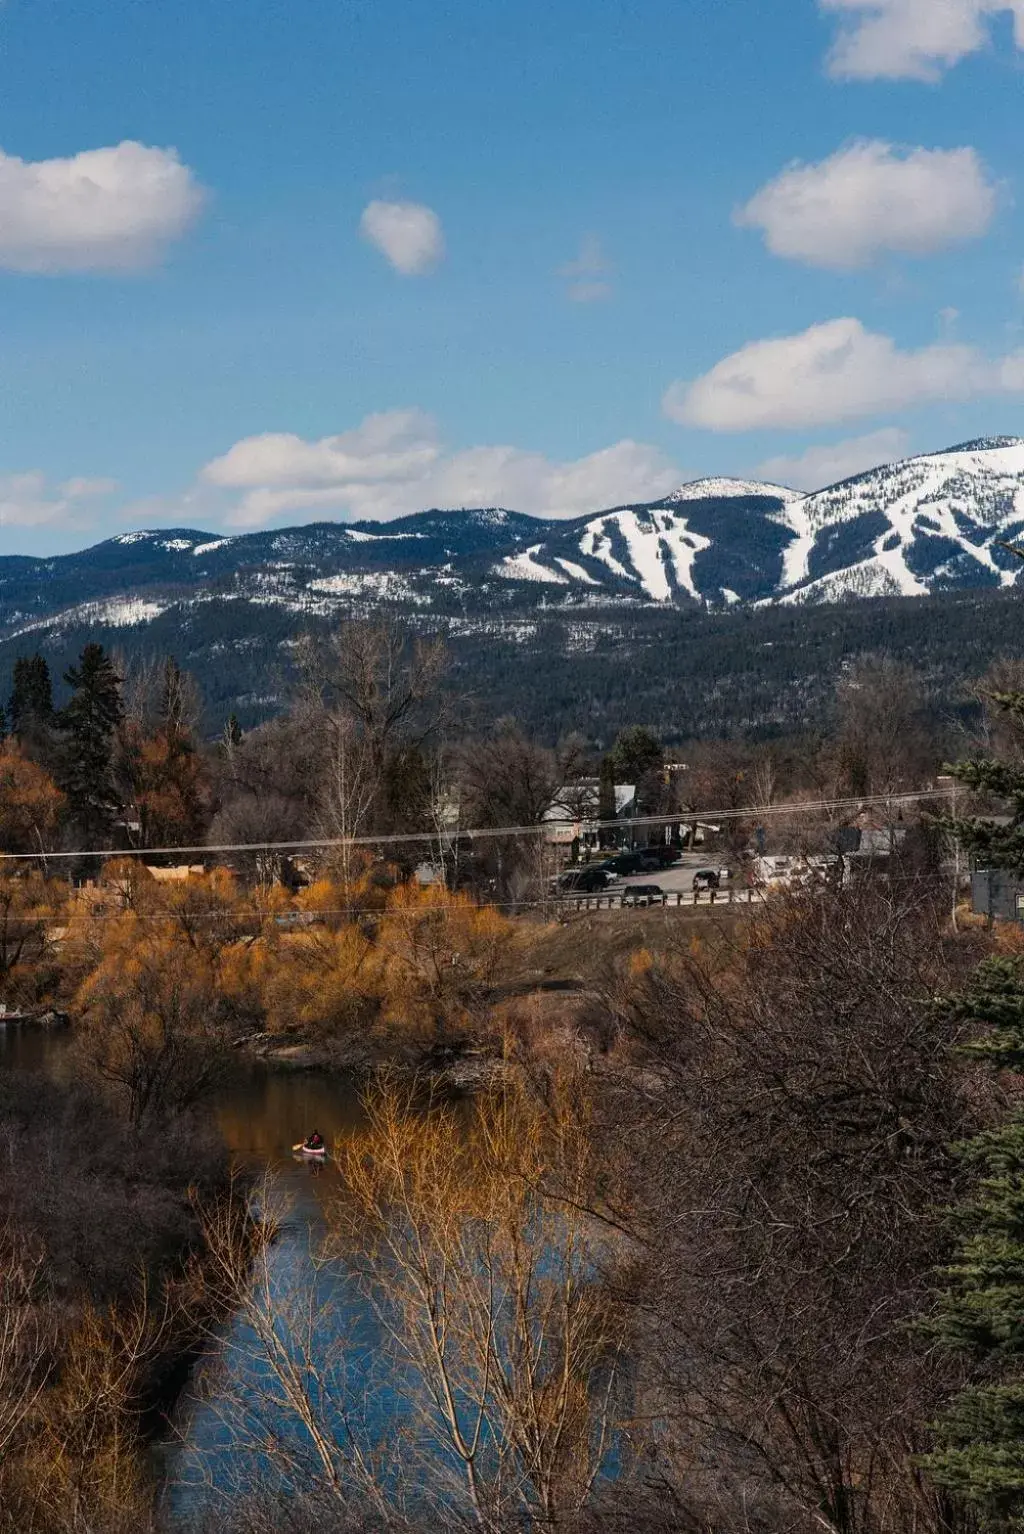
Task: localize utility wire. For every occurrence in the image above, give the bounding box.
[0,788,956,864]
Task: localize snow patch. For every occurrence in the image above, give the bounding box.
[666,477,799,505]
[306,571,431,605]
[577,521,632,584]
[555,558,600,585]
[7,596,168,640]
[496,546,570,584]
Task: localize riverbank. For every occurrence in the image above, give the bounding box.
[0,1004,69,1027]
[0,1044,258,1532]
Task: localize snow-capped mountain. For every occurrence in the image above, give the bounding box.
[2,440,1024,657]
[484,441,1024,606]
[493,480,801,605]
[779,437,1024,603]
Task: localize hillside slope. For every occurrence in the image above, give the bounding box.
[2,438,1024,740]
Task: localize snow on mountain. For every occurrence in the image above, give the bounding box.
[494,479,796,604]
[6,596,170,641]
[4,443,1024,646]
[494,443,1024,607]
[665,476,801,505]
[778,436,1024,603]
[585,507,712,601]
[499,546,572,584]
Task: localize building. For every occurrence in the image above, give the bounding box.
[972,868,1024,923]
[542,781,637,854]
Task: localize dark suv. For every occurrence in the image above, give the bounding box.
[622,884,664,907]
[556,867,611,894]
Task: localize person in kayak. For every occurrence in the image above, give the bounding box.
[304,1130,325,1151]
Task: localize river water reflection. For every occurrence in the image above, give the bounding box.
[2,1026,620,1526]
[0,1025,419,1522]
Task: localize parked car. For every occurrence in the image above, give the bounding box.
[692,868,721,892]
[622,884,664,906]
[599,852,644,876]
[556,866,610,894]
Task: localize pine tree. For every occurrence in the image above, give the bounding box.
[947,687,1024,871]
[921,679,1024,1527]
[609,725,662,784]
[8,653,54,737]
[918,958,1024,1527]
[59,643,124,846]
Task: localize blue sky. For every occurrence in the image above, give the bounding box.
[2,0,1024,552]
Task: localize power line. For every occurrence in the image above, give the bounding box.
[0,788,955,864]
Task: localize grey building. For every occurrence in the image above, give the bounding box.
[971,868,1024,922]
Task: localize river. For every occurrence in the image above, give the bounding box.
[0,1024,417,1523]
[1,1023,622,1527]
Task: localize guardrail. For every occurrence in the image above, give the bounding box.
[555,887,763,912]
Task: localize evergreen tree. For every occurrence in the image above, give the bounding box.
[918,958,1024,1528]
[921,681,1024,1527]
[946,684,1024,870]
[8,653,54,737]
[609,725,662,784]
[59,644,124,846]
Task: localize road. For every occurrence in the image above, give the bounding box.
[551,852,755,913]
[615,852,736,897]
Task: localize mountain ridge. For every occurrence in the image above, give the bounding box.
[2,438,1024,648]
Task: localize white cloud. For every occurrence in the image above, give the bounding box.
[736,141,996,269]
[757,428,911,491]
[59,476,120,498]
[0,471,118,531]
[359,200,444,276]
[201,410,680,527]
[0,142,205,273]
[557,234,614,303]
[820,0,1024,81]
[665,318,1024,432]
[205,409,441,491]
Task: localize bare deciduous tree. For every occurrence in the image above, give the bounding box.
[834,655,936,799]
[592,881,988,1534]
[190,1081,625,1532]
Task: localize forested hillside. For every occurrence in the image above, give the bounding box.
[2,586,1019,746]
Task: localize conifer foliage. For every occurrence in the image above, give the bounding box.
[949,687,1024,871]
[7,653,54,736]
[58,643,124,845]
[918,957,1024,1527]
[922,683,1024,1528]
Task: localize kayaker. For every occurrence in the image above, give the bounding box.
[305,1130,324,1151]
